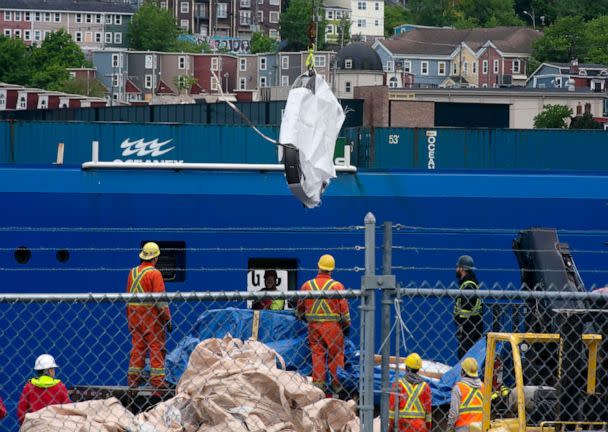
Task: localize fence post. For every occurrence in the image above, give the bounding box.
[360,212,376,431]
[380,221,393,432]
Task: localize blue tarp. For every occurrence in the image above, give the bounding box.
[166,309,502,408]
[166,308,358,385]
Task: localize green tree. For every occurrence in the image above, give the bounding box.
[384,4,412,36]
[0,36,30,85]
[128,0,178,51]
[279,0,326,50]
[456,0,522,27]
[533,104,573,128]
[570,112,603,129]
[532,16,589,62]
[250,32,278,53]
[174,38,211,53]
[552,0,608,21]
[336,16,351,46]
[59,76,107,97]
[172,74,198,94]
[585,16,608,65]
[408,0,456,27]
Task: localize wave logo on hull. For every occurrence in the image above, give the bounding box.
[115,138,183,163]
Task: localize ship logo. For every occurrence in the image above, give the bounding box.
[120,138,175,157]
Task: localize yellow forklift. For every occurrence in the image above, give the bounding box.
[481,332,606,432]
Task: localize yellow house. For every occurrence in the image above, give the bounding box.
[441,43,479,88]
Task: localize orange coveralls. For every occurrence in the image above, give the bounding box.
[388,377,433,432]
[126,262,171,388]
[298,273,350,389]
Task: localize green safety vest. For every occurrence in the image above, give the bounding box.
[454,280,482,318]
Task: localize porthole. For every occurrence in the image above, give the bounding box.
[56,249,70,263]
[15,246,31,264]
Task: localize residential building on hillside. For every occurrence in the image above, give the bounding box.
[324,4,350,46]
[527,60,608,92]
[333,43,383,99]
[323,0,382,43]
[373,27,540,88]
[0,0,134,50]
[161,0,280,40]
[236,54,259,91]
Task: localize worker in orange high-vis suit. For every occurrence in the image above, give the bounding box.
[297,254,350,395]
[388,353,432,432]
[126,242,172,388]
[448,357,484,432]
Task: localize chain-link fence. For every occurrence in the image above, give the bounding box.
[1,215,608,431]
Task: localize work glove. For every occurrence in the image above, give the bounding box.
[166,320,173,333]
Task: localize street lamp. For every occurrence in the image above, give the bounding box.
[523,8,536,30]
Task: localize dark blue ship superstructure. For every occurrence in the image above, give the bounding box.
[0,118,607,430]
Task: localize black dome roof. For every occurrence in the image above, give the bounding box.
[335,43,383,71]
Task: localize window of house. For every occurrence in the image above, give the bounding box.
[105,14,112,24]
[389,77,398,88]
[452,62,457,75]
[345,81,351,92]
[114,32,122,44]
[482,60,488,74]
[385,60,394,72]
[34,30,41,41]
[463,61,468,74]
[178,56,187,69]
[4,11,11,21]
[257,10,263,22]
[336,11,342,18]
[105,32,112,43]
[14,11,21,21]
[472,62,477,74]
[95,14,101,23]
[493,59,499,74]
[269,29,278,39]
[240,10,251,25]
[112,74,119,87]
[357,1,366,9]
[357,19,366,27]
[239,77,246,90]
[375,19,379,26]
[326,24,333,34]
[112,53,121,67]
[115,15,122,25]
[269,0,279,5]
[95,32,102,42]
[269,11,279,22]
[240,0,250,7]
[239,58,246,71]
[24,12,30,21]
[85,13,92,23]
[55,12,62,22]
[145,55,154,69]
[259,76,267,87]
[3,29,11,37]
[44,12,51,22]
[327,10,333,19]
[281,75,289,86]
[76,13,82,22]
[44,30,50,38]
[421,61,428,75]
[211,57,220,71]
[512,59,520,74]
[35,11,41,21]
[24,30,31,40]
[145,74,153,89]
[314,55,326,67]
[281,56,289,70]
[180,19,189,29]
[259,57,267,70]
[75,32,82,42]
[438,62,446,76]
[211,76,219,91]
[181,1,189,12]
[404,60,411,73]
[217,3,227,18]
[345,59,352,69]
[14,29,21,39]
[375,2,380,9]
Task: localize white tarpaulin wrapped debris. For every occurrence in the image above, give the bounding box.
[22,336,359,432]
[279,73,345,208]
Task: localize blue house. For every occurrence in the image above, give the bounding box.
[526,60,608,92]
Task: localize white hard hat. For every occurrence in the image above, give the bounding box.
[34,354,58,371]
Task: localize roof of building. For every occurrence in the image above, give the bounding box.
[380,26,541,56]
[0,0,136,13]
[548,62,608,69]
[336,43,382,71]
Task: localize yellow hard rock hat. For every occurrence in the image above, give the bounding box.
[139,242,160,260]
[461,357,479,377]
[318,254,335,271]
[405,353,422,370]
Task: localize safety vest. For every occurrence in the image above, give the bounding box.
[305,278,341,322]
[389,380,429,420]
[455,381,484,428]
[454,280,482,318]
[128,266,162,307]
[30,375,61,389]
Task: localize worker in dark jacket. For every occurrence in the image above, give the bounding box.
[252,270,285,310]
[454,255,483,359]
